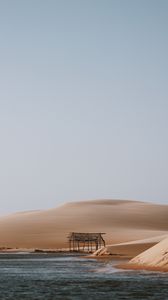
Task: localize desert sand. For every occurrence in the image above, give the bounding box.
[93,234,167,258]
[123,237,168,272]
[0,200,167,254]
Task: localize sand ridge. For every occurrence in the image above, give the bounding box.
[123,237,168,271]
[93,234,168,257]
[0,199,167,250]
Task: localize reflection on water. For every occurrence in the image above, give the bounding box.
[0,253,167,299]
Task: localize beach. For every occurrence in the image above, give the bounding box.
[0,200,167,269]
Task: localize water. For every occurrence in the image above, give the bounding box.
[0,253,167,300]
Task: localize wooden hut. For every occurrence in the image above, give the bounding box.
[68,232,105,252]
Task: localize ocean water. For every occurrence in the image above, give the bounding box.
[0,253,167,300]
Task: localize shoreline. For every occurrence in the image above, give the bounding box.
[116,263,168,273]
[0,248,70,254]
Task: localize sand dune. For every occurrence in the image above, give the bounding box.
[93,234,167,257]
[0,200,167,250]
[127,237,168,271]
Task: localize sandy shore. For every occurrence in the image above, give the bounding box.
[93,234,167,258]
[125,237,168,272]
[117,263,168,273]
[0,199,167,259]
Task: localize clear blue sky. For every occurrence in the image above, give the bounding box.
[0,0,168,213]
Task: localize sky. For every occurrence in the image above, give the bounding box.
[0,0,168,214]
